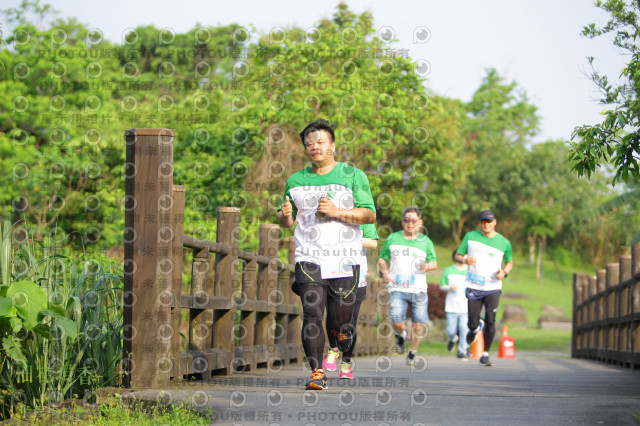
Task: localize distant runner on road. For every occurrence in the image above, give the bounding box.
[455,209,513,367]
[378,207,437,366]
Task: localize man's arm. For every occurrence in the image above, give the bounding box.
[277,195,294,228]
[454,253,476,265]
[378,258,392,283]
[497,260,513,280]
[420,261,438,272]
[363,237,377,250]
[421,239,438,272]
[317,198,376,224]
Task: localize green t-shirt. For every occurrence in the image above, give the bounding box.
[380,231,436,293]
[456,230,512,291]
[278,162,376,278]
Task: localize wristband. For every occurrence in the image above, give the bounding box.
[502,270,508,278]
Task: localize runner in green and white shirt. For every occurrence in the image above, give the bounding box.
[277,119,376,390]
[378,207,437,365]
[455,209,513,367]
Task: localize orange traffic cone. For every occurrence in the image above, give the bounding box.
[470,329,485,359]
[498,326,516,358]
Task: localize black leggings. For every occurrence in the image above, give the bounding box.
[298,282,357,370]
[327,299,362,361]
[467,291,501,351]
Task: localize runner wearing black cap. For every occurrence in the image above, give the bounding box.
[454,210,513,366]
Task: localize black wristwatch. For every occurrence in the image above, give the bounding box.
[502,270,509,278]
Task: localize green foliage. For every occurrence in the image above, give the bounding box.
[5,401,210,425]
[448,69,540,243]
[220,3,468,234]
[591,179,640,243]
[4,280,48,330]
[570,0,640,185]
[0,3,633,277]
[0,223,123,420]
[518,207,558,239]
[93,403,210,425]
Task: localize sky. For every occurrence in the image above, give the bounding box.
[3,0,626,143]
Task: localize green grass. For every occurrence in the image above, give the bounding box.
[505,326,571,352]
[417,321,571,356]
[8,402,210,425]
[94,403,209,425]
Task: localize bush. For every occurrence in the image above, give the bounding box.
[428,283,446,320]
[0,221,124,420]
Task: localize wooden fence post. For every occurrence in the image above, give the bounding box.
[123,128,174,389]
[360,251,376,356]
[572,273,588,358]
[572,247,640,369]
[606,263,620,363]
[362,277,375,356]
[620,255,632,363]
[575,274,586,355]
[170,185,185,382]
[597,269,606,357]
[237,251,257,371]
[212,207,240,375]
[276,262,290,363]
[587,275,596,352]
[255,224,279,367]
[632,245,640,368]
[374,278,394,355]
[286,237,303,362]
[189,245,211,379]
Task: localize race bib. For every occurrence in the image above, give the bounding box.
[467,271,486,286]
[395,274,415,288]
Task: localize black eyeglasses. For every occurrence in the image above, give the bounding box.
[402,218,419,224]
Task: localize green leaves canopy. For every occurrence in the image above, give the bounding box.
[570,0,640,185]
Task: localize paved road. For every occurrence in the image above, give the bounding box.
[130,353,640,425]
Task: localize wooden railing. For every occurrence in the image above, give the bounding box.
[572,244,640,369]
[122,128,393,388]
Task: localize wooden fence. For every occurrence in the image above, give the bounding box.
[122,128,393,389]
[572,244,640,369]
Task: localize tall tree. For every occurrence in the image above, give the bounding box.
[518,141,588,277]
[235,3,467,233]
[451,69,539,243]
[570,0,640,184]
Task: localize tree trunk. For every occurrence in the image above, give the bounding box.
[536,234,547,281]
[451,217,467,247]
[527,233,536,264]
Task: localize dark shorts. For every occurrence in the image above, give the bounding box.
[465,288,501,301]
[355,285,367,303]
[292,261,360,301]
